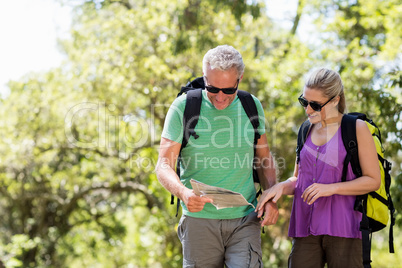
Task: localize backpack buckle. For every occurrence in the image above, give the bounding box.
[189,129,199,139]
[349,140,358,153]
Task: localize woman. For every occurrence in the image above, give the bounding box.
[256,68,380,268]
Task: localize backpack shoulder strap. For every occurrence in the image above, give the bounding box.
[173,79,204,217]
[237,90,262,195]
[181,88,202,149]
[296,120,312,164]
[341,113,371,267]
[340,114,362,181]
[179,77,204,149]
[237,90,260,143]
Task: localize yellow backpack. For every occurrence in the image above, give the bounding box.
[341,113,395,268]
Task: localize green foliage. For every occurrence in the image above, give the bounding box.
[0,0,400,266]
[371,225,402,268]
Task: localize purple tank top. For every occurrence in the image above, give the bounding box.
[288,126,362,238]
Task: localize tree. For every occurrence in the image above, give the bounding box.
[1,0,300,266]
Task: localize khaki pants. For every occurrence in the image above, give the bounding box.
[288,235,363,268]
[177,212,262,268]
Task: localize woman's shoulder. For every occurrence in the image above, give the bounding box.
[355,118,369,131]
[355,118,372,140]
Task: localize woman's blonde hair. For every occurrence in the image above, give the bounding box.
[305,68,346,113]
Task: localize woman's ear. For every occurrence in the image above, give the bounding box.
[333,95,341,107]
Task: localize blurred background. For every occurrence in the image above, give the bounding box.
[0,0,401,267]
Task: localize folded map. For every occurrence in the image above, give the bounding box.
[190,179,255,210]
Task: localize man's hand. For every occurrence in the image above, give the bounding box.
[181,188,213,213]
[255,183,284,216]
[258,201,279,226]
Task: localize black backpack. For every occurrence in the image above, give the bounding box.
[296,113,395,268]
[171,77,262,216]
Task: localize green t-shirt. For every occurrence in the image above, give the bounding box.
[162,90,266,219]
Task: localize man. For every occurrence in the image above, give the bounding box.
[155,45,278,267]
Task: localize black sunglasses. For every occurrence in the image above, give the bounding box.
[298,94,335,112]
[204,77,239,95]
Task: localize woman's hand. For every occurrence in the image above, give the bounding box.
[255,183,284,218]
[301,183,334,205]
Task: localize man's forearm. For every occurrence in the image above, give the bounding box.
[155,160,187,199]
[258,154,277,190]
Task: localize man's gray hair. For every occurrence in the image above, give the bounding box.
[202,45,245,79]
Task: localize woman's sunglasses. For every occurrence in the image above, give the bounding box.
[298,94,335,112]
[204,77,239,95]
